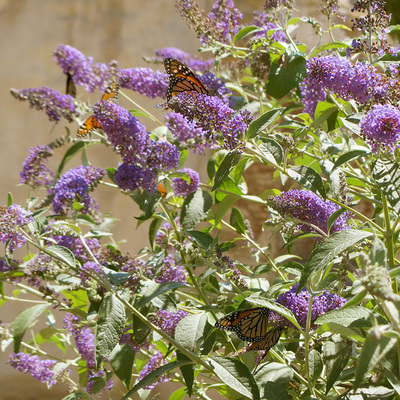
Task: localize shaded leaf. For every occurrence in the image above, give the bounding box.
[109,344,135,389]
[373,159,400,213]
[212,151,242,191]
[247,108,284,139]
[287,165,326,199]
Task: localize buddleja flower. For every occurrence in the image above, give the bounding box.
[8,353,63,387]
[165,112,214,153]
[172,168,200,197]
[300,76,326,116]
[202,0,242,45]
[268,283,346,329]
[251,10,286,42]
[156,254,187,284]
[51,235,101,263]
[306,56,383,104]
[20,145,55,188]
[137,351,168,389]
[10,87,80,123]
[0,205,33,250]
[360,104,400,153]
[118,67,168,99]
[150,309,188,337]
[169,92,252,150]
[155,47,213,72]
[52,165,105,215]
[269,190,351,235]
[53,44,115,92]
[114,163,157,193]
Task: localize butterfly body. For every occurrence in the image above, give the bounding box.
[215,307,270,342]
[77,81,119,137]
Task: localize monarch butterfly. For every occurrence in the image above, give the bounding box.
[164,58,209,102]
[235,327,284,356]
[77,81,119,137]
[215,307,270,342]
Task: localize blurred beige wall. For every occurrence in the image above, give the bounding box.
[0,0,335,398]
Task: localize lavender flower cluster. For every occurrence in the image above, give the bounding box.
[172,168,200,197]
[0,204,33,250]
[269,283,346,329]
[52,165,106,215]
[269,190,351,235]
[169,92,252,150]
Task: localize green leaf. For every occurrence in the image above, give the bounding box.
[247,297,302,331]
[46,245,76,268]
[315,306,372,327]
[175,313,207,353]
[373,159,400,213]
[230,207,246,234]
[323,337,350,392]
[309,349,323,384]
[258,138,284,165]
[287,165,326,199]
[233,25,263,43]
[7,192,13,207]
[314,102,337,128]
[309,41,348,57]
[57,142,87,175]
[95,294,126,368]
[354,334,397,388]
[255,362,293,400]
[265,54,307,99]
[246,108,284,139]
[298,229,371,290]
[132,190,161,222]
[208,356,260,400]
[121,360,192,399]
[212,151,242,191]
[135,281,186,309]
[180,190,213,230]
[176,351,195,396]
[186,230,214,251]
[169,387,187,400]
[109,344,135,389]
[370,236,387,267]
[332,149,369,171]
[13,304,48,352]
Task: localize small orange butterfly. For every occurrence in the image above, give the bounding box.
[77,81,119,137]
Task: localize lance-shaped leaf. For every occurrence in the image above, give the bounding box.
[287,165,326,199]
[247,108,284,139]
[298,229,371,290]
[95,294,126,369]
[323,338,350,392]
[212,151,241,191]
[175,313,207,353]
[208,356,260,400]
[180,190,213,230]
[373,159,400,213]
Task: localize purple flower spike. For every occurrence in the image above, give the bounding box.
[8,352,60,387]
[156,254,187,284]
[52,165,105,215]
[300,76,326,116]
[118,67,168,99]
[114,163,157,193]
[150,309,188,337]
[0,205,33,250]
[20,145,55,188]
[360,104,400,153]
[269,284,346,329]
[137,351,168,389]
[306,56,383,104]
[172,168,200,197]
[269,190,351,235]
[10,87,80,123]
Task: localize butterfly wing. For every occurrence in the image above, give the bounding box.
[215,307,270,342]
[235,327,283,356]
[77,81,119,137]
[164,58,208,102]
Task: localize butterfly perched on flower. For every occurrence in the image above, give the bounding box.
[164,58,209,102]
[215,307,271,342]
[77,81,119,137]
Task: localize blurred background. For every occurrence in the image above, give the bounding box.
[1,0,398,398]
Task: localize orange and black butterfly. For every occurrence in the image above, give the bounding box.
[164,58,209,102]
[215,307,270,342]
[235,327,284,356]
[77,81,119,137]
